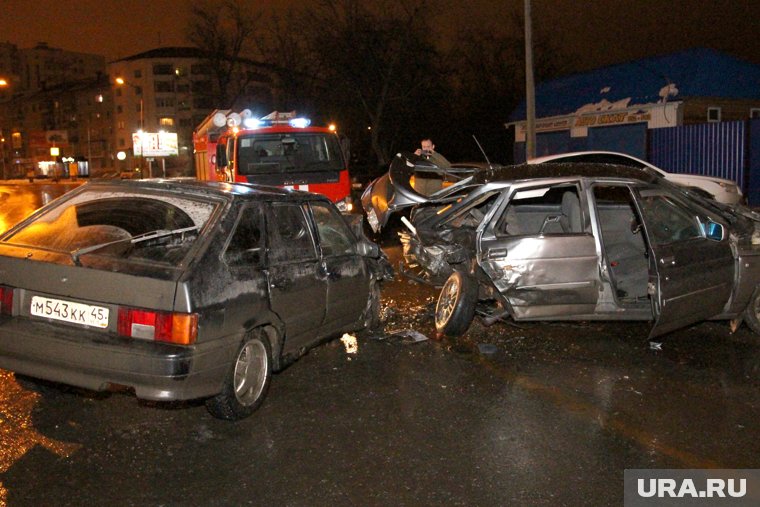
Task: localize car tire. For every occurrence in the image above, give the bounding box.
[358,282,381,335]
[744,287,760,335]
[435,270,477,337]
[205,331,272,421]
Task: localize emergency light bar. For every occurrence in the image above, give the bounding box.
[215,110,313,130]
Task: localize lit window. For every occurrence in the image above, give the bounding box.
[95,94,104,103]
[707,107,721,123]
[160,117,175,127]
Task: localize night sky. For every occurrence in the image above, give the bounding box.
[1,0,758,69]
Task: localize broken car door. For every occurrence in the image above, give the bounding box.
[265,202,327,351]
[309,201,370,331]
[635,188,734,338]
[479,181,601,319]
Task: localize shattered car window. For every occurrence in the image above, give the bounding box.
[497,185,583,236]
[638,191,702,245]
[4,190,217,264]
[311,202,355,256]
[267,203,317,264]
[440,191,501,228]
[225,204,264,267]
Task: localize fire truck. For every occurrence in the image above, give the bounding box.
[193,110,354,211]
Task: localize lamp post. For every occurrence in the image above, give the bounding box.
[115,77,145,175]
[115,77,143,130]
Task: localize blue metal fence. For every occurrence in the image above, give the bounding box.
[513,120,760,204]
[649,121,746,188]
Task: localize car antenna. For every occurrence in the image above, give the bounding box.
[472,134,493,170]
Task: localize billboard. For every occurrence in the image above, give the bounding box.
[132,131,178,157]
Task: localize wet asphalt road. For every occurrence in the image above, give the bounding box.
[0,183,759,506]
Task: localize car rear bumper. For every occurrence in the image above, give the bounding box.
[0,317,234,401]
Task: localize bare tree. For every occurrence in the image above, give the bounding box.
[298,0,443,165]
[186,0,264,107]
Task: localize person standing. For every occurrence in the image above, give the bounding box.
[415,138,450,168]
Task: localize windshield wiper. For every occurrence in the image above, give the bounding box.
[70,225,199,266]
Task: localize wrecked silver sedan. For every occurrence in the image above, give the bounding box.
[363,153,760,339]
[0,179,391,420]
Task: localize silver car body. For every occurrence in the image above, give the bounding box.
[363,154,760,338]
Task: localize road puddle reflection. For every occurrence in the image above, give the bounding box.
[0,371,81,506]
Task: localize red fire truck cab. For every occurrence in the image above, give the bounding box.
[193,110,354,211]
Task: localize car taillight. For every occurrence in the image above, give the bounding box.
[0,285,13,315]
[117,307,198,345]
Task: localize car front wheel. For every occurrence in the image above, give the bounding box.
[435,271,477,337]
[206,331,272,421]
[744,287,760,335]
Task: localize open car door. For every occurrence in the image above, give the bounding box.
[636,188,735,338]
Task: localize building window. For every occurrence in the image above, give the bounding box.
[160,117,175,127]
[119,138,125,147]
[117,121,125,130]
[156,98,176,108]
[136,104,142,113]
[135,86,142,96]
[707,107,721,123]
[154,81,174,93]
[115,88,122,97]
[134,69,142,79]
[191,64,210,75]
[116,105,123,114]
[95,94,104,103]
[751,108,760,119]
[153,64,174,75]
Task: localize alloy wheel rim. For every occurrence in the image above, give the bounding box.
[233,340,268,405]
[436,278,459,326]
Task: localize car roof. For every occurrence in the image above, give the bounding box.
[529,151,647,164]
[471,162,660,185]
[83,178,331,203]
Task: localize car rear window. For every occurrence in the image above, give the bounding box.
[4,189,219,265]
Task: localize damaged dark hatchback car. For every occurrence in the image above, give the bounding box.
[363,154,760,339]
[0,179,391,420]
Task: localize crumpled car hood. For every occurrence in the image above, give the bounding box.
[361,153,482,232]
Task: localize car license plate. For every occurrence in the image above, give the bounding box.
[30,296,109,328]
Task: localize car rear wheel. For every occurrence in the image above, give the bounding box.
[206,331,272,421]
[744,287,760,335]
[435,271,477,337]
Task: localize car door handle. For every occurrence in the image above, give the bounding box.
[485,248,508,259]
[659,256,676,266]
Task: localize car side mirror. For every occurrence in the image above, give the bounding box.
[355,240,380,257]
[701,219,725,241]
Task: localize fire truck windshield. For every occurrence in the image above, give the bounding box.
[237,133,344,176]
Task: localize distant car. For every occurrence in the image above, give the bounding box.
[0,179,392,420]
[363,154,760,339]
[529,151,743,205]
